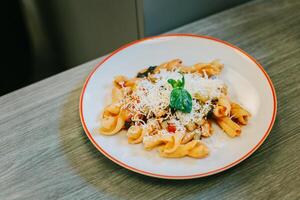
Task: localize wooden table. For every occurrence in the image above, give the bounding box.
[1,0,299,199]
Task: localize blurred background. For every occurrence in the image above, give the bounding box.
[1,0,251,96]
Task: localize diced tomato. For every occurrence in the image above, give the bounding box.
[167,123,176,133]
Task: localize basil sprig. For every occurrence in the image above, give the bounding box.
[167,75,192,113]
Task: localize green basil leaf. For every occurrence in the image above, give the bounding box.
[167,79,177,88]
[179,74,185,88]
[180,89,192,113]
[168,74,192,113]
[168,74,185,89]
[170,88,192,113]
[169,88,180,108]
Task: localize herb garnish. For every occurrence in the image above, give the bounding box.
[167,74,192,113]
[136,66,157,78]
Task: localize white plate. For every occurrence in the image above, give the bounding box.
[79,34,277,179]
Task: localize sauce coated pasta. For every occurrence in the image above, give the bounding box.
[99,59,251,159]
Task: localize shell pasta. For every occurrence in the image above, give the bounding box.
[99,59,251,159]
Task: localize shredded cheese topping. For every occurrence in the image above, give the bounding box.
[124,69,225,133]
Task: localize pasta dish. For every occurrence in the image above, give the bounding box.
[99,59,251,159]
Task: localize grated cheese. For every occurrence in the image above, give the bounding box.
[132,77,172,115]
[125,69,225,129]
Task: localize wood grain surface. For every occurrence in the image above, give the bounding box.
[1,0,300,199]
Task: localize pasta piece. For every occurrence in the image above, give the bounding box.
[187,140,209,158]
[200,120,213,138]
[155,59,182,72]
[179,65,194,73]
[213,96,231,117]
[159,141,187,158]
[112,87,123,103]
[114,75,128,88]
[129,120,159,142]
[230,103,251,125]
[180,60,223,76]
[103,103,120,116]
[211,60,224,73]
[194,60,223,77]
[143,133,173,150]
[213,105,226,118]
[159,140,209,158]
[100,116,124,135]
[195,118,205,126]
[127,125,144,144]
[100,109,127,135]
[181,131,195,144]
[186,122,196,132]
[114,75,137,89]
[101,116,117,130]
[124,78,139,88]
[163,132,185,154]
[193,129,202,140]
[216,117,241,137]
